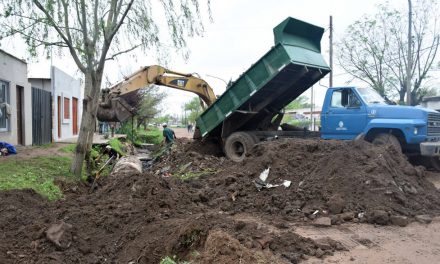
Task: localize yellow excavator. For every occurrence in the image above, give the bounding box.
[97,65,217,122]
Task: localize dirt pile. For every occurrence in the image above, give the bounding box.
[1,138,440,263]
[162,138,440,225]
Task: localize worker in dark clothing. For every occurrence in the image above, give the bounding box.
[87,145,120,184]
[95,145,120,161]
[162,123,176,145]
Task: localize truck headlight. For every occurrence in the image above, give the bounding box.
[414,127,418,135]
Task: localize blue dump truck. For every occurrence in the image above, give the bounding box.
[196,17,440,168]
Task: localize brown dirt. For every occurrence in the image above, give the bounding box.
[1,138,440,263]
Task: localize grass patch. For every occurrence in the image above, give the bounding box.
[60,143,76,153]
[0,156,74,200]
[138,126,164,145]
[35,143,57,149]
[108,138,125,155]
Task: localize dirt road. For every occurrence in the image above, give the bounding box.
[173,127,193,139]
[299,219,440,264]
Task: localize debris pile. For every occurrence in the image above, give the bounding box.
[0,138,439,263]
[170,138,440,225]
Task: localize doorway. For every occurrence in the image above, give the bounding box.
[72,97,78,135]
[16,86,24,145]
[57,96,61,138]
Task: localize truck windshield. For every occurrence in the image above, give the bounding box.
[356,87,387,105]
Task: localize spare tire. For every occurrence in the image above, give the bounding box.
[224,132,256,162]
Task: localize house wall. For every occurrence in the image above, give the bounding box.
[421,99,440,111]
[51,66,83,141]
[0,50,32,145]
[29,78,51,92]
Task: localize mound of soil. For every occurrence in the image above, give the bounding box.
[1,138,439,263]
[161,138,440,224]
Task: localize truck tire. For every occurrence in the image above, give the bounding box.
[372,133,402,153]
[430,157,440,171]
[224,132,256,162]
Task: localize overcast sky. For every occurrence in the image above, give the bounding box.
[2,0,405,116]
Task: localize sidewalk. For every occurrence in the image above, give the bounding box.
[57,133,126,144]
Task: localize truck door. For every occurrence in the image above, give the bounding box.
[322,88,367,140]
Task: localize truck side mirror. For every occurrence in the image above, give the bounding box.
[341,90,349,107]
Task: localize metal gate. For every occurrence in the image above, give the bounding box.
[32,88,52,145]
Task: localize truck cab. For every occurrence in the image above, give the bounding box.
[321,87,440,168]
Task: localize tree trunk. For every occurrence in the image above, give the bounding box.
[70,71,103,177]
[399,90,406,105]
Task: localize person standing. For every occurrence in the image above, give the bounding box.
[162,123,176,145]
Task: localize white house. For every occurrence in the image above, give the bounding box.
[421,96,440,111]
[0,49,33,146]
[29,66,83,142]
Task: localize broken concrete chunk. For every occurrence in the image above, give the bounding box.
[313,217,332,227]
[368,210,389,225]
[314,238,332,250]
[415,215,432,224]
[327,194,344,214]
[340,212,354,221]
[390,215,409,227]
[315,248,325,258]
[45,221,73,249]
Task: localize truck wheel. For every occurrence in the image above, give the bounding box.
[224,132,256,162]
[430,157,440,171]
[372,133,402,153]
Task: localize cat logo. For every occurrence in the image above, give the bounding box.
[177,79,185,87]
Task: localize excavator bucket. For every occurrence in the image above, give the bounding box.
[97,97,135,122]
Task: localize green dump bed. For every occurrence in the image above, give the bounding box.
[196,17,331,139]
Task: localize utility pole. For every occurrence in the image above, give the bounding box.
[329,16,333,88]
[406,0,412,105]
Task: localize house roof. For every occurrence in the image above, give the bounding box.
[422,96,440,102]
[0,49,27,64]
[28,77,51,80]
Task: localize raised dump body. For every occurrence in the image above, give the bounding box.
[196,17,331,139]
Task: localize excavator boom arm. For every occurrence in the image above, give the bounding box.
[97,65,217,122]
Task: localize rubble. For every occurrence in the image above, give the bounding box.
[0,138,440,263]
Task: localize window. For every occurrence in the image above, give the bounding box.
[64,97,70,119]
[330,89,362,108]
[0,80,9,132]
[330,90,343,108]
[356,87,387,105]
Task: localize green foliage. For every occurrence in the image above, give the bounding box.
[184,97,203,123]
[108,138,125,156]
[0,156,74,200]
[154,115,173,125]
[282,114,320,129]
[138,127,164,145]
[0,0,211,176]
[285,95,312,110]
[118,122,164,146]
[173,162,219,181]
[60,144,76,153]
[118,121,141,145]
[159,256,190,264]
[160,257,177,264]
[136,86,166,128]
